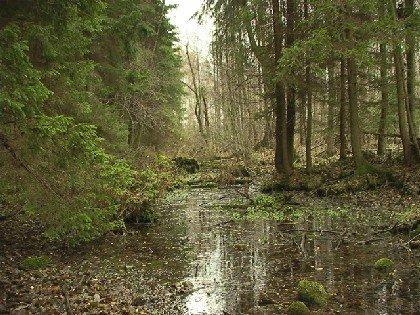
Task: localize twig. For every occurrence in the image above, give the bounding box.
[404,233,420,248]
[283,228,341,235]
[61,287,73,315]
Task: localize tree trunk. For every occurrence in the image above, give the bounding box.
[186,44,203,134]
[299,91,306,147]
[306,64,313,170]
[304,0,312,170]
[327,62,335,157]
[201,87,210,132]
[286,0,296,164]
[272,0,290,174]
[390,0,415,164]
[339,58,347,160]
[347,55,364,167]
[393,42,415,164]
[378,41,389,156]
[405,0,420,161]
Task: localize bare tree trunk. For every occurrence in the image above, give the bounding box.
[378,40,389,156]
[347,54,364,167]
[299,91,306,147]
[390,0,415,164]
[201,87,210,132]
[306,64,313,170]
[405,0,420,161]
[186,44,203,134]
[304,0,312,170]
[286,0,296,164]
[339,58,347,160]
[393,42,415,164]
[272,0,290,174]
[327,62,335,157]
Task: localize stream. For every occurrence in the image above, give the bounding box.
[5,184,418,314]
[83,184,419,314]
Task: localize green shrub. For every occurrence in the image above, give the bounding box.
[374,258,394,271]
[288,301,310,315]
[297,279,328,306]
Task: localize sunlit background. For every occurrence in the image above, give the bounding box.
[166,0,213,55]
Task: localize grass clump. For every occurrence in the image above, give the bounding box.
[20,255,52,270]
[297,279,328,306]
[288,301,310,315]
[374,258,394,271]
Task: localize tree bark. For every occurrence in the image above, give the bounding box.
[306,64,313,170]
[393,42,415,164]
[347,53,364,167]
[327,62,335,157]
[272,0,291,174]
[378,41,389,156]
[405,0,420,161]
[390,0,415,164]
[339,58,347,160]
[299,91,306,147]
[286,0,296,163]
[304,0,312,170]
[186,44,203,134]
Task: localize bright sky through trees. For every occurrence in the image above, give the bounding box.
[166,0,213,55]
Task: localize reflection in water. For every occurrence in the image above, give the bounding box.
[376,282,389,315]
[185,226,226,314]
[148,187,419,314]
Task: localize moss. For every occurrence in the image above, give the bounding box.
[20,255,52,270]
[173,157,199,173]
[374,258,394,271]
[288,301,310,315]
[297,279,328,306]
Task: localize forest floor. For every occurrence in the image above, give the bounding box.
[0,156,419,315]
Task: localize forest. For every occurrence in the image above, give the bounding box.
[0,0,419,314]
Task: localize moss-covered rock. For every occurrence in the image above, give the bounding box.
[173,157,199,173]
[297,279,328,306]
[288,301,310,315]
[20,255,52,270]
[374,258,394,271]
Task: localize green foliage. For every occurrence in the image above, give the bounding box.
[0,24,51,123]
[374,258,394,271]
[297,279,328,306]
[0,0,183,245]
[20,256,52,270]
[250,194,277,211]
[288,301,310,315]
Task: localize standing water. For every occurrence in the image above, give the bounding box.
[92,184,418,314]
